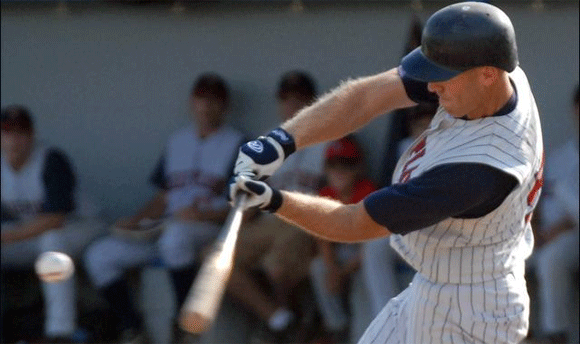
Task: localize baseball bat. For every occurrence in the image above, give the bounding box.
[178,193,247,333]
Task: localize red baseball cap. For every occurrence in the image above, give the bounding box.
[325,136,363,162]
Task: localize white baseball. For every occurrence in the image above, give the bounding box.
[34,251,75,283]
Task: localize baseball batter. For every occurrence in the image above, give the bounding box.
[230,2,543,343]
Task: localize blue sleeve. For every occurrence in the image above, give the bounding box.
[397,66,439,104]
[42,149,76,214]
[363,163,518,235]
[149,155,168,190]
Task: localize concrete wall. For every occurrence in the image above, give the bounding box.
[2,2,578,220]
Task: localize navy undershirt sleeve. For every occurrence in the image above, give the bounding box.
[149,155,168,190]
[363,163,518,235]
[42,149,76,214]
[397,66,439,104]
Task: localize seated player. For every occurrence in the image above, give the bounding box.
[83,73,245,344]
[1,105,106,343]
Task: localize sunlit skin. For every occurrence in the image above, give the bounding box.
[189,95,227,138]
[1,129,35,172]
[427,66,514,119]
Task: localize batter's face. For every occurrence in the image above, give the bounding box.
[1,129,34,169]
[190,95,227,131]
[427,68,494,119]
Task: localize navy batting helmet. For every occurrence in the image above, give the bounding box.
[400,2,518,82]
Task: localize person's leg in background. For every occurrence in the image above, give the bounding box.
[309,256,349,338]
[536,229,579,343]
[348,270,373,343]
[361,237,401,318]
[159,221,220,311]
[226,213,296,338]
[84,235,156,342]
[262,219,317,341]
[158,220,222,343]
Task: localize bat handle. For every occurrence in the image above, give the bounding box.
[233,192,248,210]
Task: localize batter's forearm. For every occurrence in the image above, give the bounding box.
[274,191,390,243]
[281,68,415,149]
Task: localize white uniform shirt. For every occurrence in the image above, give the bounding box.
[162,125,244,214]
[389,67,544,284]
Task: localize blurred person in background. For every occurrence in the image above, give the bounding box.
[1,105,106,343]
[226,70,325,342]
[309,135,376,343]
[83,73,245,344]
[533,85,579,344]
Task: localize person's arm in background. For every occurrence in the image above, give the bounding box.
[1,149,75,244]
[176,136,247,224]
[117,192,167,229]
[281,68,416,150]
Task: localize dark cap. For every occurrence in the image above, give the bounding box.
[191,73,229,104]
[400,2,518,82]
[277,71,317,102]
[1,105,34,132]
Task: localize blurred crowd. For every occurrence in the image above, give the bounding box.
[1,16,578,344]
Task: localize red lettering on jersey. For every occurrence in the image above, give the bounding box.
[399,137,427,183]
[525,153,545,223]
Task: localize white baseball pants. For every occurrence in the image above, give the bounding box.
[84,220,220,288]
[1,219,106,337]
[358,271,529,344]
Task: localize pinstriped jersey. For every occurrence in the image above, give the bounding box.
[389,67,543,284]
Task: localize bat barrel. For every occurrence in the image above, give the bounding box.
[178,193,247,333]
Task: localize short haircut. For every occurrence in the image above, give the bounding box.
[191,73,229,104]
[1,105,34,132]
[277,70,317,102]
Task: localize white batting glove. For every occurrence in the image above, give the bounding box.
[229,175,283,212]
[234,128,296,180]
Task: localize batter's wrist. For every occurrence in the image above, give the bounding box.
[267,128,296,159]
[264,188,283,213]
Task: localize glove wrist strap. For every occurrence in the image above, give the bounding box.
[267,128,296,159]
[264,188,283,213]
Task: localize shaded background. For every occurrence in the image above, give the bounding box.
[2,0,578,220]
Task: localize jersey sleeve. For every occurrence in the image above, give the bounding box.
[397,66,439,104]
[149,155,168,190]
[41,149,76,214]
[363,163,518,235]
